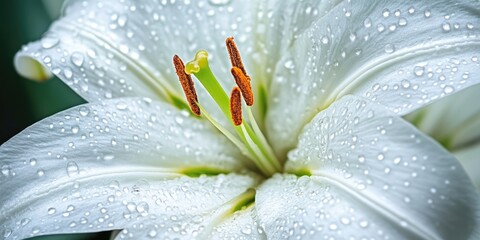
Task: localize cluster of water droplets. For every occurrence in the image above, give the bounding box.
[265,0,480,158]
[282,95,475,239]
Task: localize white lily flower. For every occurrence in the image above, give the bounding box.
[3,0,480,239]
[406,84,480,189]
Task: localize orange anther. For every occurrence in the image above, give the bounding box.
[173,55,201,116]
[231,67,254,106]
[226,37,249,80]
[230,86,243,126]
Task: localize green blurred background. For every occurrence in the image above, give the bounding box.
[0,0,84,145]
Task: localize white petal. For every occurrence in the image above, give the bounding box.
[454,142,480,190]
[406,84,480,150]
[266,0,480,155]
[0,98,252,239]
[280,95,480,239]
[116,205,266,239]
[14,0,260,106]
[209,206,266,240]
[251,0,341,86]
[257,174,478,239]
[1,172,257,239]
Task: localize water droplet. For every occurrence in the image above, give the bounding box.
[103,154,115,161]
[37,169,45,177]
[382,8,390,18]
[1,165,10,176]
[442,22,451,32]
[41,36,60,49]
[398,17,408,26]
[424,9,431,18]
[329,223,338,230]
[340,217,350,225]
[29,158,37,166]
[66,161,79,176]
[20,218,31,226]
[363,18,372,28]
[48,207,56,215]
[349,32,357,42]
[359,220,369,228]
[284,59,295,69]
[148,229,158,237]
[117,15,128,27]
[116,102,128,110]
[414,66,425,76]
[79,106,90,116]
[443,85,454,94]
[71,126,79,134]
[321,36,330,44]
[208,0,231,6]
[71,52,84,67]
[384,44,395,53]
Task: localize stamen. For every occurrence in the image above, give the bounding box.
[226,37,249,79]
[230,87,243,126]
[173,55,201,116]
[231,67,254,106]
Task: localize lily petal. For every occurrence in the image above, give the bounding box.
[257,174,478,239]
[266,0,480,155]
[0,98,252,239]
[209,206,266,240]
[280,95,479,239]
[115,205,266,239]
[406,84,480,151]
[252,0,341,86]
[454,141,480,190]
[14,0,260,108]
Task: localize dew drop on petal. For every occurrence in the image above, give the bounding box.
[116,102,128,110]
[71,52,84,67]
[79,106,90,117]
[29,158,37,166]
[443,85,454,94]
[208,0,231,6]
[41,36,60,49]
[359,220,369,228]
[413,66,425,76]
[148,229,158,238]
[384,44,395,53]
[48,208,56,215]
[66,161,79,176]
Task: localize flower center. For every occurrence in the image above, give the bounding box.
[173,37,281,177]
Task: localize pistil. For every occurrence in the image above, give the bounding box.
[172,38,282,177]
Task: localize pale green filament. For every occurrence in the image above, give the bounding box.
[185,50,281,177]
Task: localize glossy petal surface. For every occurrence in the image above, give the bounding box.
[0,98,254,239]
[280,95,480,239]
[267,0,480,155]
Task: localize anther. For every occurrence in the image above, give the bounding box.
[226,37,249,79]
[173,55,201,116]
[231,67,254,106]
[230,87,243,126]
